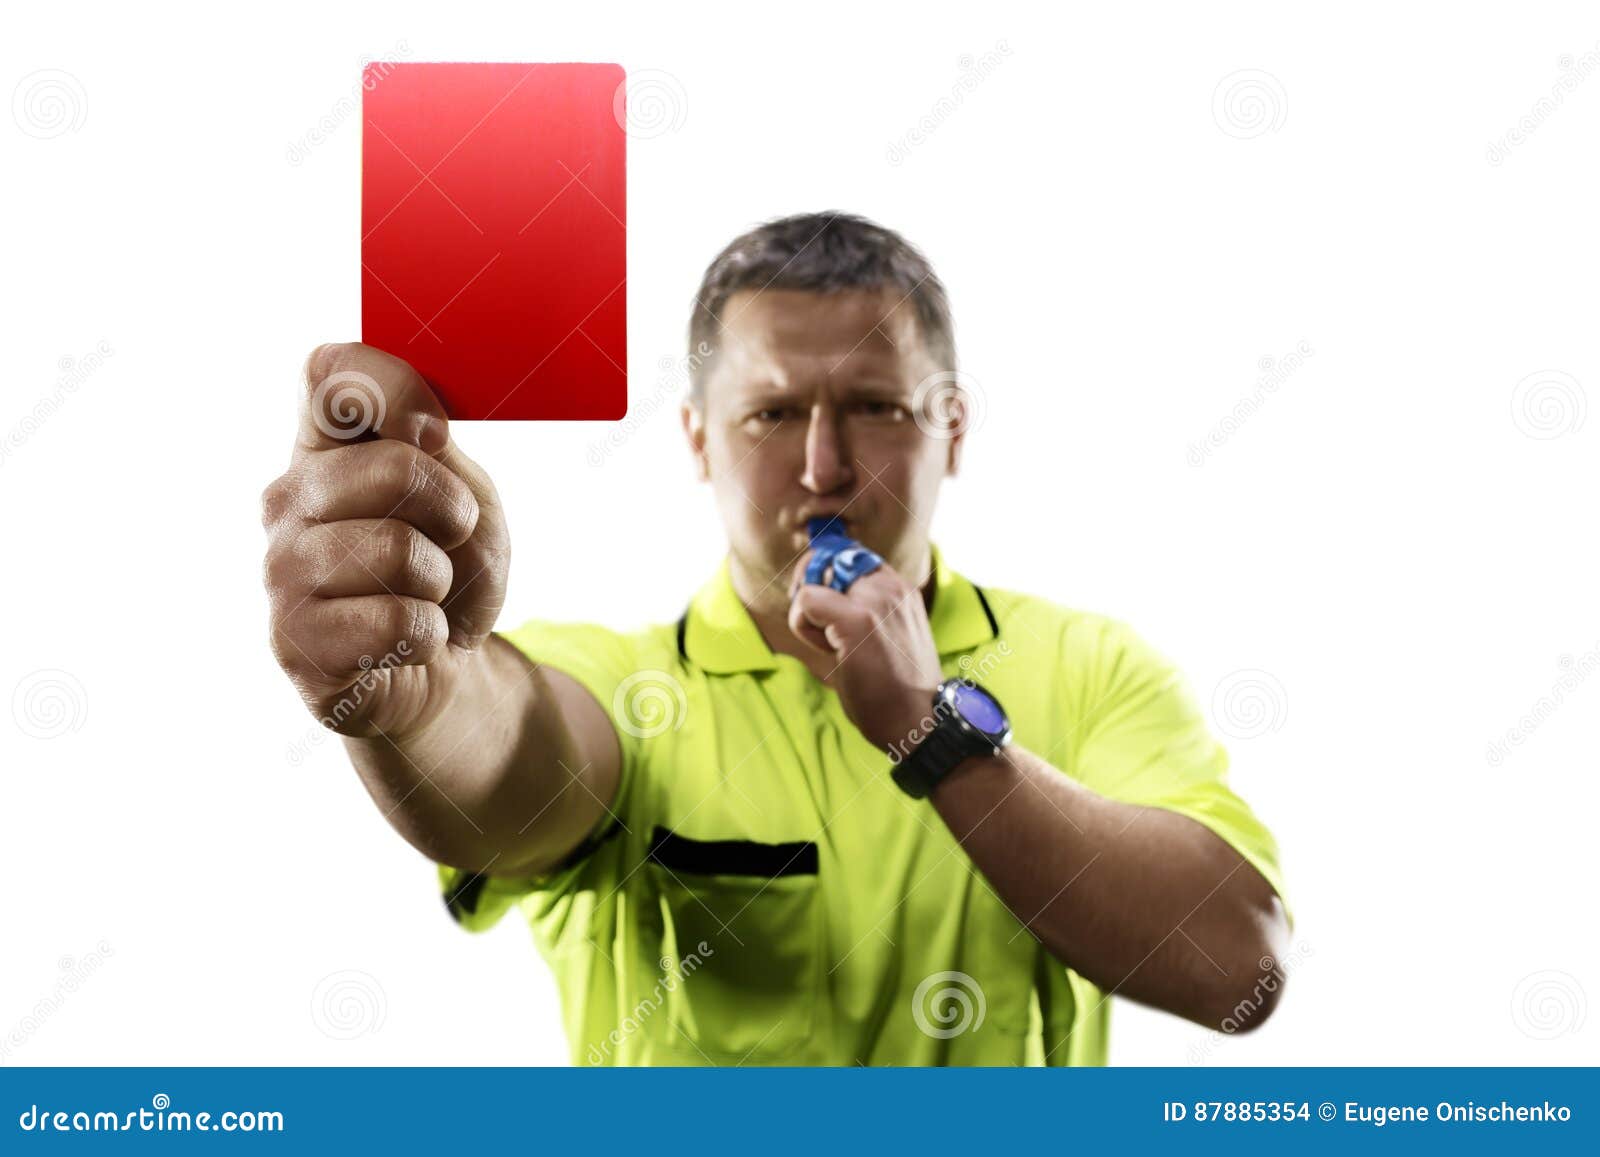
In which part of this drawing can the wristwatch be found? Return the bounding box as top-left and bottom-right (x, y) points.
(890, 678), (1013, 799)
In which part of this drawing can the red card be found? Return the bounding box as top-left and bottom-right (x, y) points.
(361, 62), (627, 420)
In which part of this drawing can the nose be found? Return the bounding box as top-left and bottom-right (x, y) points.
(800, 404), (854, 495)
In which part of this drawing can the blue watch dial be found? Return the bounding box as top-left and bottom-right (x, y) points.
(949, 680), (1006, 735)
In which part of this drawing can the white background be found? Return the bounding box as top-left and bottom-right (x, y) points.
(3, 0), (1597, 1067)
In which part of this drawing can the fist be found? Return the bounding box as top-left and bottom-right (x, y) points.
(261, 343), (510, 738)
(786, 553), (943, 751)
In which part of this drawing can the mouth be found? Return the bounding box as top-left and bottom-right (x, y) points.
(792, 512), (854, 544)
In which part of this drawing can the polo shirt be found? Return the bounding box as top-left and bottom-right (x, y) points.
(436, 546), (1291, 1065)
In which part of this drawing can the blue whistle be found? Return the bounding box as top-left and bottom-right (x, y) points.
(803, 517), (884, 593)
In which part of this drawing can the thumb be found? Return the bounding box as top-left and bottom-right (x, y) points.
(435, 434), (510, 651)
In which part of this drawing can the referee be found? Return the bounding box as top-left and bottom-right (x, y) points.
(261, 212), (1293, 1065)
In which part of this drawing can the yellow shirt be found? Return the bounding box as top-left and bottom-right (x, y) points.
(438, 546), (1291, 1065)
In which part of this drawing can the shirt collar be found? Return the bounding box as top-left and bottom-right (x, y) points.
(679, 543), (998, 675)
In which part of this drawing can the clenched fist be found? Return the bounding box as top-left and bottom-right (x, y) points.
(261, 343), (511, 739)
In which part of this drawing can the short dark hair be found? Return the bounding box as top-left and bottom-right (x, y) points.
(687, 211), (955, 402)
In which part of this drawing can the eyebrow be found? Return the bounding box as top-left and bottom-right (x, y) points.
(733, 376), (909, 399)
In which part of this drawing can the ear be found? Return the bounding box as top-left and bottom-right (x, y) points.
(681, 400), (710, 481)
(943, 393), (967, 477)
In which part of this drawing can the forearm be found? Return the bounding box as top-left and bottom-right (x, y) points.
(341, 634), (599, 875)
(930, 744), (1290, 1030)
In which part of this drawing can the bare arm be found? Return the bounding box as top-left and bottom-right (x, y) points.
(929, 744), (1291, 1033)
(262, 342), (620, 878)
(339, 634), (621, 876)
(788, 555), (1290, 1034)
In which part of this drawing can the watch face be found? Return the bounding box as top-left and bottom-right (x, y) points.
(948, 680), (1007, 736)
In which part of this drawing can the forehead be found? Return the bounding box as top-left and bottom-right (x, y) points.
(709, 287), (930, 393)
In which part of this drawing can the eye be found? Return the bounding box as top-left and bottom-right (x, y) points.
(750, 406), (793, 423)
(848, 399), (909, 421)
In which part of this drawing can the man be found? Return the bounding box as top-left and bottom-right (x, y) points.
(261, 212), (1293, 1065)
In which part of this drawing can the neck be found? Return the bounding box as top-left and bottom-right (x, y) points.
(730, 545), (936, 684)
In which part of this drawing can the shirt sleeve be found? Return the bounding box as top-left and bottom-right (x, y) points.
(434, 619), (645, 934)
(1068, 617), (1294, 931)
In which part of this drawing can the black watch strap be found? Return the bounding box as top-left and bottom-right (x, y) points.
(890, 721), (985, 799)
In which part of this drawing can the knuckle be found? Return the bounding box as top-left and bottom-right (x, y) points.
(380, 522), (439, 591)
(304, 342), (351, 388)
(259, 475), (295, 527)
(363, 439), (420, 501)
(262, 542), (295, 594)
(263, 525), (315, 596)
(267, 618), (307, 675)
(400, 598), (447, 657)
(374, 596), (412, 644)
(403, 446), (433, 500)
(374, 519), (416, 574)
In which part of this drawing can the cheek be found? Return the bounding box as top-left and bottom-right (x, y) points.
(716, 426), (801, 481)
(706, 428), (800, 513)
(860, 439), (945, 496)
